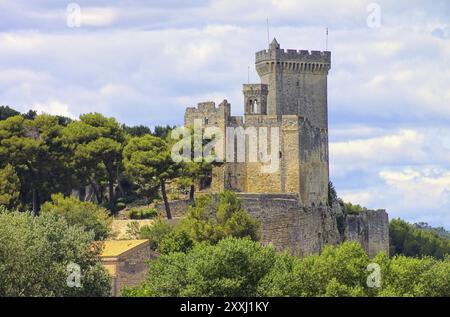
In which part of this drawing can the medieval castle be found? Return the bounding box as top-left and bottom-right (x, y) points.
(183, 39), (389, 257)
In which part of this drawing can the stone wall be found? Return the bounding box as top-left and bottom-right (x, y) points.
(345, 210), (390, 258)
(114, 244), (155, 295)
(105, 242), (157, 296)
(155, 199), (191, 218)
(298, 118), (329, 206)
(238, 193), (389, 258)
(238, 193), (341, 256)
(151, 193), (389, 258)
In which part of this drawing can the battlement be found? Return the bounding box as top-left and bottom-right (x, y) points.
(184, 100), (231, 127)
(185, 100), (231, 114)
(242, 84), (268, 92)
(256, 48), (331, 64)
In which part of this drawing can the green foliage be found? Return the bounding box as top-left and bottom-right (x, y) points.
(122, 124), (151, 137)
(126, 240), (450, 297)
(135, 191), (259, 254)
(22, 110), (37, 120)
(126, 238), (276, 297)
(414, 222), (450, 239)
(390, 219), (450, 259)
(63, 113), (125, 213)
(328, 181), (338, 205)
(139, 218), (174, 251)
(123, 134), (180, 219)
(129, 207), (158, 220)
(125, 221), (141, 239)
(344, 201), (368, 215)
(257, 242), (370, 296)
(179, 190), (260, 244)
(40, 194), (112, 240)
(123, 134), (178, 184)
(138, 218), (194, 254)
(158, 229), (194, 254)
(0, 164), (20, 209)
(0, 210), (111, 296)
(0, 105), (20, 120)
(116, 201), (126, 211)
(374, 252), (450, 297)
(152, 125), (175, 140)
(0, 114), (75, 213)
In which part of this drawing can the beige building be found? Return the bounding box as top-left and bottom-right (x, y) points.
(185, 38), (330, 206)
(100, 239), (156, 296)
(183, 40), (389, 257)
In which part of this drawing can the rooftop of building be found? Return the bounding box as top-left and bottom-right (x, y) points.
(100, 239), (149, 258)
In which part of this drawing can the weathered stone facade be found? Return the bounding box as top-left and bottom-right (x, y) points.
(101, 240), (157, 296)
(239, 193), (389, 257)
(183, 39), (389, 257)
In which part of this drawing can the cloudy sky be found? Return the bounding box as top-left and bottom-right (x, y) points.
(1, 0), (449, 228)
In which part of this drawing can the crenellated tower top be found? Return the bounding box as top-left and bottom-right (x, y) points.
(252, 38), (331, 128)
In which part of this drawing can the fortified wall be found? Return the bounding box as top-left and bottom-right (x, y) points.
(182, 39), (389, 257)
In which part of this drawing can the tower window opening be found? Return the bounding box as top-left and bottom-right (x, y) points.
(248, 99), (253, 113)
(205, 117), (209, 125)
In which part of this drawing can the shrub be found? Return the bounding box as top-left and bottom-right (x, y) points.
(40, 194), (112, 240)
(390, 219), (450, 259)
(179, 190), (260, 244)
(129, 207), (158, 219)
(0, 210), (111, 296)
(125, 239), (450, 297)
(116, 202), (126, 211)
(344, 201), (368, 215)
(139, 218), (174, 250)
(125, 238), (276, 297)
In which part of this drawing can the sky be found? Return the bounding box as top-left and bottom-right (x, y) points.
(0, 0), (449, 229)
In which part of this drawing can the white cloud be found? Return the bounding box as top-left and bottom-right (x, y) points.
(79, 8), (118, 27)
(330, 129), (427, 165)
(1, 1), (450, 227)
(32, 100), (75, 118)
(340, 167), (450, 228)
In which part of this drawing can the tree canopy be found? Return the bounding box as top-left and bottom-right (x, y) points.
(123, 134), (180, 219)
(0, 210), (111, 296)
(40, 194), (112, 240)
(137, 190), (261, 254)
(124, 239), (450, 297)
(390, 218), (450, 259)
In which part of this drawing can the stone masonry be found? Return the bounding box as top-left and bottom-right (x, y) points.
(183, 39), (389, 257)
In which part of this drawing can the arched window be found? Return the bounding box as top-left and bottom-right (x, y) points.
(248, 99), (253, 113)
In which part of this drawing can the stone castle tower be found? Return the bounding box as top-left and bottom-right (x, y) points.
(186, 38), (331, 207)
(184, 39), (389, 257)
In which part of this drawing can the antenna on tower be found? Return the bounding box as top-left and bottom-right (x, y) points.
(266, 17), (270, 47)
(248, 66), (250, 84)
(326, 27), (329, 51)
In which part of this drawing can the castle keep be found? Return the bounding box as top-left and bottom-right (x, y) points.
(183, 39), (389, 257)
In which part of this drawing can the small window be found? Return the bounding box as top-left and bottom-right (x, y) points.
(296, 81), (299, 87)
(205, 117), (209, 125)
